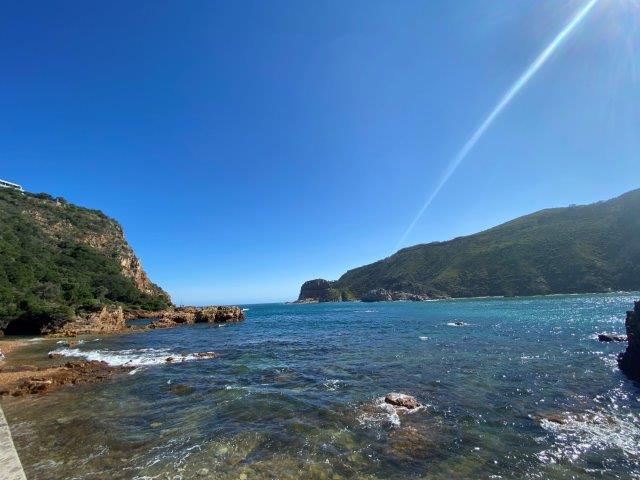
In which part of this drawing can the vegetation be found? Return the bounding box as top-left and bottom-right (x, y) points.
(331, 188), (640, 299)
(0, 188), (170, 333)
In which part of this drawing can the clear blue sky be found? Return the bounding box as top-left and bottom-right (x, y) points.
(2, 1), (639, 304)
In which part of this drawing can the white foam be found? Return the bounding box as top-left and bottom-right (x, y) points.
(538, 403), (640, 464)
(419, 336), (429, 341)
(357, 396), (425, 429)
(447, 322), (469, 327)
(48, 347), (216, 367)
(323, 379), (342, 391)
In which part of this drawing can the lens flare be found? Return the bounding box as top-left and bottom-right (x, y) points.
(397, 0), (600, 249)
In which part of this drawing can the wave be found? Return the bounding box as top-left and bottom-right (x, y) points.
(419, 336), (429, 341)
(537, 387), (640, 465)
(48, 347), (216, 367)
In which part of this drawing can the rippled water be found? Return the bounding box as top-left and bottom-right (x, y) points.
(3, 294), (640, 479)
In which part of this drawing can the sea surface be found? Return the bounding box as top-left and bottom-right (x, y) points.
(3, 294), (640, 479)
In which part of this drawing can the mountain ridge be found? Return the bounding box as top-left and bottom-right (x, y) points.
(297, 188), (640, 302)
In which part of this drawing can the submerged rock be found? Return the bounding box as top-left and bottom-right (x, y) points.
(598, 333), (627, 342)
(619, 301), (640, 379)
(384, 393), (421, 410)
(168, 384), (196, 396)
(0, 361), (133, 396)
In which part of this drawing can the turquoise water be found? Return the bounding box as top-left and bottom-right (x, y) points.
(3, 294), (640, 479)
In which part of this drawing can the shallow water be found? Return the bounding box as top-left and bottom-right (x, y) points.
(3, 294), (640, 479)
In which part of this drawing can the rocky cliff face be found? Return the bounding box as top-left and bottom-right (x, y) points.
(618, 301), (640, 379)
(297, 279), (338, 302)
(25, 198), (165, 298)
(0, 189), (171, 334)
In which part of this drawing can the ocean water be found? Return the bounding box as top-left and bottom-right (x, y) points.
(3, 294), (640, 479)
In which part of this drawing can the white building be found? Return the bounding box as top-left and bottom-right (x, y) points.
(0, 179), (24, 191)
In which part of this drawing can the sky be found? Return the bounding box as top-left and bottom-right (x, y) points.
(1, 0), (639, 304)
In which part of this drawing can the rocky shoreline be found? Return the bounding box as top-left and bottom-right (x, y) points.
(29, 305), (245, 337)
(0, 306), (244, 397)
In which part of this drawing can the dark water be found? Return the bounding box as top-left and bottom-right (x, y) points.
(3, 294), (640, 479)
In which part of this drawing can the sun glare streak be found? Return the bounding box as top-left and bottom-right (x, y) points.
(397, 0), (600, 249)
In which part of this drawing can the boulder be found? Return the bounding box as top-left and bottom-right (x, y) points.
(384, 393), (421, 410)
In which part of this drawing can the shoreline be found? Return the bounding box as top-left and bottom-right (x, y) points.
(289, 290), (640, 305)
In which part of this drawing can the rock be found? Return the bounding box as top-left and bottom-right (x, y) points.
(619, 301), (640, 379)
(535, 412), (567, 425)
(362, 289), (431, 302)
(150, 421), (162, 428)
(193, 351), (217, 359)
(598, 333), (627, 342)
(384, 393), (421, 410)
(362, 289), (393, 302)
(47, 306), (125, 337)
(48, 352), (64, 359)
(296, 279), (346, 303)
(147, 307), (244, 330)
(390, 292), (431, 302)
(197, 468), (209, 477)
(1, 361), (133, 397)
(454, 321), (464, 326)
(168, 384), (195, 395)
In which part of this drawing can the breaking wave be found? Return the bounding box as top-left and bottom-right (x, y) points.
(48, 347), (216, 367)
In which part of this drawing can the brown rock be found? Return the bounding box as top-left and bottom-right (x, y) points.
(1, 360), (133, 397)
(384, 393), (421, 410)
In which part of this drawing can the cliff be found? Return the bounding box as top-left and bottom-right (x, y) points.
(0, 188), (171, 334)
(619, 301), (640, 379)
(296, 188), (640, 302)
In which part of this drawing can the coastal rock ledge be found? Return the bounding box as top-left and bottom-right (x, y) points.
(46, 306), (244, 337)
(618, 301), (640, 379)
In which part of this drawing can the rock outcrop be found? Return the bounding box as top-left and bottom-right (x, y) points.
(619, 301), (640, 379)
(598, 333), (627, 342)
(47, 306), (125, 337)
(45, 306), (244, 337)
(296, 279), (350, 303)
(0, 361), (134, 397)
(361, 289), (432, 302)
(147, 306), (244, 330)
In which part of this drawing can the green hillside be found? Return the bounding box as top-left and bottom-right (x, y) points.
(299, 189), (640, 301)
(0, 188), (170, 333)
